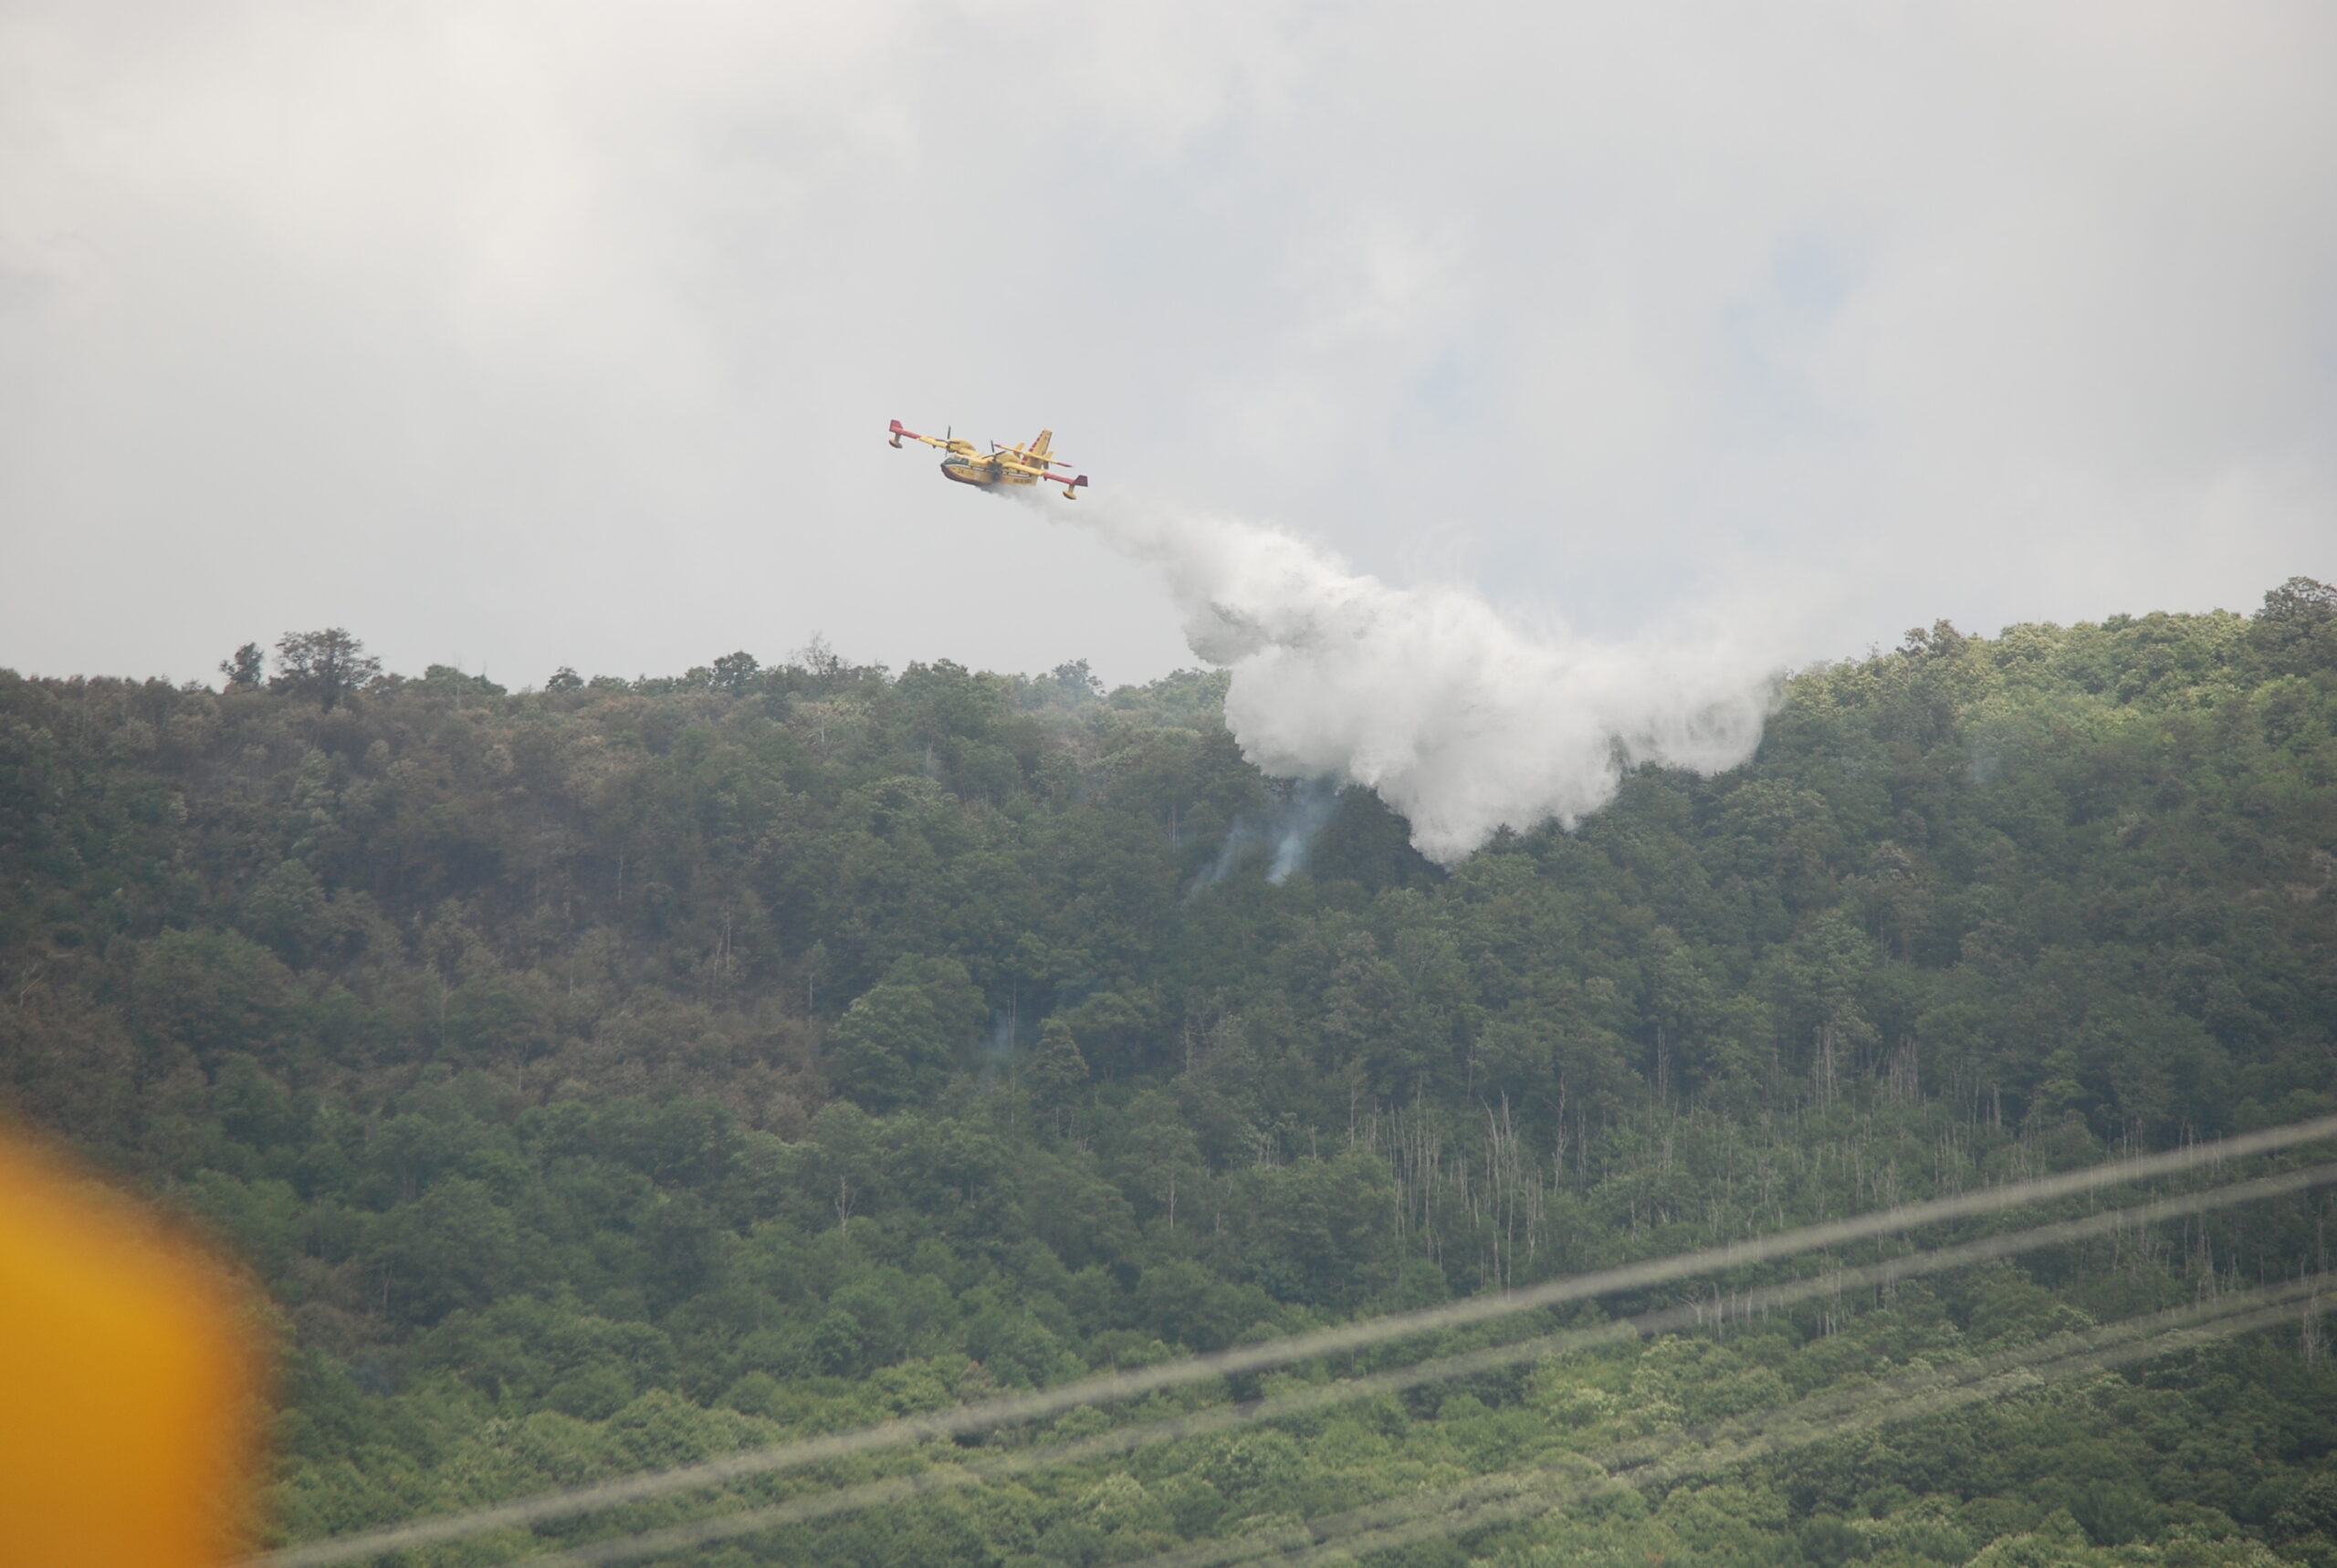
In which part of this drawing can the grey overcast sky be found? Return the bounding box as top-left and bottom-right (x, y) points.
(4, 2), (2332, 689)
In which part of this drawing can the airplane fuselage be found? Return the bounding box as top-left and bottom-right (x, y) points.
(939, 456), (1040, 487)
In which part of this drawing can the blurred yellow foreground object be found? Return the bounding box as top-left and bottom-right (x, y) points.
(0, 1128), (260, 1566)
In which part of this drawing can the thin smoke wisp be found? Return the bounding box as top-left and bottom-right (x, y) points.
(1039, 490), (1782, 862)
(1190, 779), (1342, 892)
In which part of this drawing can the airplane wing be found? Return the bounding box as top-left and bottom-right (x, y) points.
(888, 419), (959, 452)
(993, 455), (1090, 497)
(992, 440), (1075, 470)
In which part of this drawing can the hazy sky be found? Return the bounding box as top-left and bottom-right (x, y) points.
(5, 2), (2332, 688)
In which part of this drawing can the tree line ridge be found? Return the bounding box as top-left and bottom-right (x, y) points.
(2, 578), (2334, 1562)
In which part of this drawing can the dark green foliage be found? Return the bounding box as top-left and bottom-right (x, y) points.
(1, 584), (2334, 1562)
(1027, 1018), (1090, 1113)
(826, 955), (984, 1111)
(220, 641), (266, 690)
(270, 628), (383, 711)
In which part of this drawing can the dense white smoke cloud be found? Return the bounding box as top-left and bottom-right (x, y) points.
(1033, 490), (1780, 862)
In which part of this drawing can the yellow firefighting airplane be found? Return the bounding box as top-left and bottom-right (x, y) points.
(888, 419), (1089, 499)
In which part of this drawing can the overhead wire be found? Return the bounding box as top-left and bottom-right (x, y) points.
(1276, 1281), (2332, 1568)
(1133, 1276), (2335, 1568)
(486, 1159), (2337, 1567)
(250, 1112), (2337, 1567)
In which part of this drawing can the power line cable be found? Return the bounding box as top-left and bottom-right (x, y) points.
(1141, 1276), (2332, 1568)
(499, 1161), (2337, 1567)
(1273, 1282), (2330, 1568)
(251, 1113), (2337, 1566)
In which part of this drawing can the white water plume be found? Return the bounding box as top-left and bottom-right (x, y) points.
(1037, 490), (1782, 862)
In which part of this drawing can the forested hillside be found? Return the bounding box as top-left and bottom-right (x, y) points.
(3, 580), (2335, 1567)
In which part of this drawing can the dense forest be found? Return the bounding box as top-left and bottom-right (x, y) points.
(3, 580), (2335, 1568)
